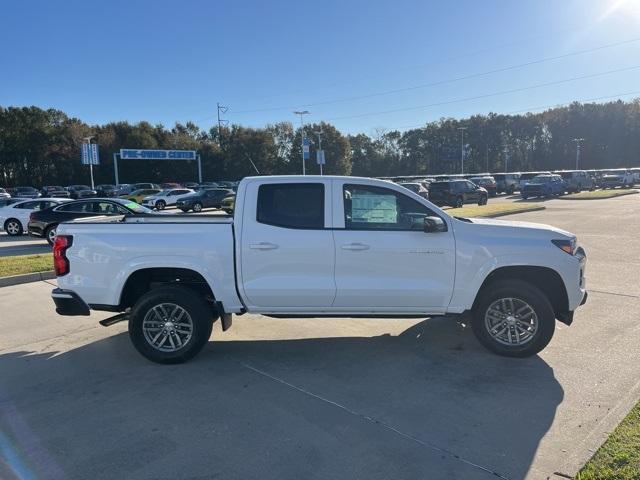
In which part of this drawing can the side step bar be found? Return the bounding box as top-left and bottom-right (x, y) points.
(99, 312), (129, 327)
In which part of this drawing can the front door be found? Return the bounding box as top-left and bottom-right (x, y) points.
(239, 181), (336, 309)
(332, 181), (455, 310)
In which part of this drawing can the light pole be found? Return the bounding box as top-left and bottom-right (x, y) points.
(294, 111), (310, 175)
(457, 127), (467, 174)
(315, 128), (324, 175)
(83, 136), (95, 189)
(573, 138), (585, 169)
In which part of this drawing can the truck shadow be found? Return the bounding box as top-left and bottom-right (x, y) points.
(0, 317), (562, 480)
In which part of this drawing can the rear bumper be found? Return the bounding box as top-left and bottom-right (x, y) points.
(51, 288), (90, 316)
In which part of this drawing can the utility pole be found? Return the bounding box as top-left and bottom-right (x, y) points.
(217, 103), (228, 147)
(83, 136), (95, 189)
(457, 127), (467, 174)
(314, 128), (324, 175)
(485, 145), (489, 173)
(573, 138), (584, 169)
(503, 145), (510, 173)
(293, 110), (310, 175)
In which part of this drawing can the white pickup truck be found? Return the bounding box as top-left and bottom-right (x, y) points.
(51, 176), (587, 363)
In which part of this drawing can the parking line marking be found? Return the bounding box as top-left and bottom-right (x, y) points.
(589, 289), (639, 299)
(239, 360), (510, 480)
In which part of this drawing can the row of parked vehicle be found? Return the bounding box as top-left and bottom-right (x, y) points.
(386, 167), (639, 206)
(0, 182), (241, 244)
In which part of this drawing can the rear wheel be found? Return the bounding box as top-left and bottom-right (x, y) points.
(155, 200), (166, 210)
(4, 219), (23, 236)
(45, 225), (57, 245)
(454, 196), (463, 208)
(129, 286), (216, 364)
(472, 279), (555, 357)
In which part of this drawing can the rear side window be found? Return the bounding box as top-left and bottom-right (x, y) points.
(257, 183), (324, 229)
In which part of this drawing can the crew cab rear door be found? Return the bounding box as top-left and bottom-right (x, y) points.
(238, 179), (336, 308)
(331, 179), (455, 310)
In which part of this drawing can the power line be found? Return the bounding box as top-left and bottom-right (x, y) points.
(390, 90), (640, 132)
(226, 37), (640, 116)
(325, 64), (640, 121)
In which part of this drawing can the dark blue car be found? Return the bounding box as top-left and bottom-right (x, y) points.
(521, 174), (567, 199)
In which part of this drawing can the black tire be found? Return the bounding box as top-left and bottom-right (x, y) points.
(193, 202), (203, 213)
(472, 279), (556, 358)
(454, 196), (463, 208)
(4, 218), (23, 236)
(478, 195), (488, 206)
(180, 208), (190, 213)
(156, 200), (166, 210)
(129, 286), (216, 364)
(45, 225), (58, 246)
(522, 194), (528, 200)
(507, 186), (515, 195)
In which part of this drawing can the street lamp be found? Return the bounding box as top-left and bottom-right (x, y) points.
(457, 127), (467, 174)
(573, 138), (585, 169)
(293, 111), (311, 175)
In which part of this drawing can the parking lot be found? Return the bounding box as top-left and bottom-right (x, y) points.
(0, 194), (638, 479)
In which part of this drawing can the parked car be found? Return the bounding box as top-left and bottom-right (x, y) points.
(428, 180), (488, 208)
(492, 173), (521, 194)
(198, 182), (220, 189)
(630, 168), (640, 183)
(398, 182), (429, 199)
(519, 172), (551, 190)
(0, 198), (71, 236)
(468, 176), (497, 197)
(0, 188), (10, 199)
(67, 185), (97, 199)
(120, 188), (162, 204)
(182, 182), (200, 189)
(12, 186), (41, 199)
(160, 182), (182, 190)
(554, 170), (595, 193)
(50, 175), (587, 363)
(600, 169), (635, 189)
(521, 174), (566, 199)
(221, 193), (235, 214)
(141, 188), (194, 210)
(40, 186), (71, 198)
(95, 184), (119, 197)
(176, 188), (234, 212)
(28, 198), (156, 245)
(116, 183), (160, 195)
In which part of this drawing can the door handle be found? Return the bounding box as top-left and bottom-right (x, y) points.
(249, 242), (279, 250)
(341, 243), (370, 251)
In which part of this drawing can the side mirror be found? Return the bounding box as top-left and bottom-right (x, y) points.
(424, 216), (447, 233)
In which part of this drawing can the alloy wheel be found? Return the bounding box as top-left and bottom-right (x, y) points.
(484, 297), (538, 346)
(142, 303), (194, 352)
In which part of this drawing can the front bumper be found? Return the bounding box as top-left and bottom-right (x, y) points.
(51, 288), (90, 316)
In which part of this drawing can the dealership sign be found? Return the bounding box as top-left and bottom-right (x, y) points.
(120, 149), (197, 160)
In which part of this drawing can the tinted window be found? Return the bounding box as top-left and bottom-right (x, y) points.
(343, 184), (435, 231)
(257, 183), (324, 229)
(14, 201), (39, 209)
(56, 202), (92, 213)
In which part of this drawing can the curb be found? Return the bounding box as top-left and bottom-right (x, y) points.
(0, 270), (55, 288)
(481, 205), (546, 217)
(558, 190), (639, 200)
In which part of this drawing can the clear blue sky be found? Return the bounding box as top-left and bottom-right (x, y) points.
(2, 0), (640, 135)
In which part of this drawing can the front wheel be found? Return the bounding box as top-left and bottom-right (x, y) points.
(472, 279), (555, 357)
(4, 219), (23, 236)
(129, 286), (215, 364)
(156, 200), (166, 210)
(454, 196), (463, 208)
(478, 195), (488, 206)
(193, 202), (203, 213)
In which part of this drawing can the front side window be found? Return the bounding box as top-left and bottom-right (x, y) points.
(343, 184), (435, 231)
(257, 183), (324, 229)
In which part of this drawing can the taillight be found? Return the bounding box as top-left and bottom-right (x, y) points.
(53, 235), (73, 276)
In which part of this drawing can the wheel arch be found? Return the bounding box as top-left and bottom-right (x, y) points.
(119, 267), (217, 312)
(472, 265), (569, 322)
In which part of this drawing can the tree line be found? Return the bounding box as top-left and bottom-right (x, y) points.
(1, 99), (639, 187)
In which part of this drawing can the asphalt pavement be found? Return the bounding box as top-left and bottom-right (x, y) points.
(0, 194), (639, 480)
